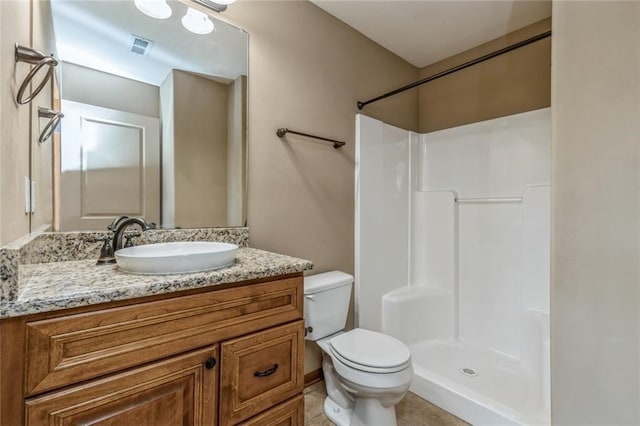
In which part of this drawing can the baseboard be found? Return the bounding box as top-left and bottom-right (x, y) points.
(304, 368), (323, 387)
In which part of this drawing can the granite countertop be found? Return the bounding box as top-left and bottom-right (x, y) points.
(0, 247), (312, 318)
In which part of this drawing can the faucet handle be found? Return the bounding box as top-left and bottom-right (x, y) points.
(96, 236), (116, 265)
(124, 233), (142, 248)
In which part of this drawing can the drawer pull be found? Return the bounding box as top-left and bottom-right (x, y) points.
(205, 357), (217, 369)
(254, 364), (279, 377)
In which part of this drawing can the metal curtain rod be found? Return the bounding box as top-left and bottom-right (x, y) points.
(276, 128), (346, 149)
(357, 30), (552, 110)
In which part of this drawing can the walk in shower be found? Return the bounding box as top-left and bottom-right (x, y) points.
(355, 109), (550, 424)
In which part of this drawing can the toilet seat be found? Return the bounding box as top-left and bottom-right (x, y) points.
(317, 328), (414, 396)
(328, 328), (411, 374)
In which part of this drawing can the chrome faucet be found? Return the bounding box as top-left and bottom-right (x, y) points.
(111, 217), (156, 252)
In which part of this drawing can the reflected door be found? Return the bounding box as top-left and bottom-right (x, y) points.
(59, 100), (160, 231)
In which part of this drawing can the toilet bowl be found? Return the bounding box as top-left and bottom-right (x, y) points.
(304, 271), (414, 426)
(317, 328), (413, 426)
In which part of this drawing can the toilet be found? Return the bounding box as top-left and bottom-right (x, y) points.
(304, 271), (413, 426)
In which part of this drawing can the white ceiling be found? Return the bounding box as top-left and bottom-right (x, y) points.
(50, 0), (248, 86)
(310, 0), (551, 68)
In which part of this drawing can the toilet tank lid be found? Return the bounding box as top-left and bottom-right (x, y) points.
(304, 271), (353, 294)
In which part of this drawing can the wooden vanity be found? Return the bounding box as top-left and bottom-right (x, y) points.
(0, 273), (305, 425)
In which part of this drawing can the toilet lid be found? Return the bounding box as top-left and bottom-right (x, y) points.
(329, 328), (411, 372)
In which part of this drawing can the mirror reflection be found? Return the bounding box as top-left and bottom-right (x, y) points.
(50, 0), (248, 231)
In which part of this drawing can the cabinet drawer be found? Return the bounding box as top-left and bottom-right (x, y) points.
(220, 320), (304, 425)
(26, 345), (218, 426)
(25, 276), (302, 396)
(238, 395), (304, 426)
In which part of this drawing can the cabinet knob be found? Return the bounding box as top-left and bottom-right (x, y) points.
(204, 357), (217, 369)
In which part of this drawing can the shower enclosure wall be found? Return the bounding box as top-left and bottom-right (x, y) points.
(355, 109), (550, 425)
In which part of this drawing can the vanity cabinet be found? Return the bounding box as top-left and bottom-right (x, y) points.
(0, 274), (305, 426)
(25, 346), (219, 425)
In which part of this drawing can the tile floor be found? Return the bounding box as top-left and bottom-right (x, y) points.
(304, 381), (469, 426)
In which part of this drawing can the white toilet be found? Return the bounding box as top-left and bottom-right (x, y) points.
(304, 271), (413, 426)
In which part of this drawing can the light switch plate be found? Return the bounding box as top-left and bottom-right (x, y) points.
(24, 176), (30, 214)
(31, 180), (37, 213)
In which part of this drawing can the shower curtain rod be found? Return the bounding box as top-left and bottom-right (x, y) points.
(356, 30), (552, 110)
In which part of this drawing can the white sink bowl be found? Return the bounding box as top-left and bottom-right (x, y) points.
(115, 241), (238, 275)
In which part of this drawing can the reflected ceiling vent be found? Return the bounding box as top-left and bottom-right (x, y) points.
(130, 35), (154, 56)
(190, 0), (235, 14)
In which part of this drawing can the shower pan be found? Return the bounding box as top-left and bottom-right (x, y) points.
(355, 109), (550, 425)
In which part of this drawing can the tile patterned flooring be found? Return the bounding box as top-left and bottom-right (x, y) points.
(304, 381), (469, 426)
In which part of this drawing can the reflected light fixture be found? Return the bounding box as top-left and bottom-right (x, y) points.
(191, 0), (235, 14)
(134, 0), (172, 19)
(182, 7), (214, 34)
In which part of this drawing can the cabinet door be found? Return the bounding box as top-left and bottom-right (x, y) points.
(25, 346), (218, 426)
(220, 321), (304, 425)
(238, 396), (304, 426)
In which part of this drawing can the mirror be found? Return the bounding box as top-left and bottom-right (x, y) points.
(46, 0), (247, 231)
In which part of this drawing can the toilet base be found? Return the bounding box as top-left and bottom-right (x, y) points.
(324, 397), (352, 426)
(324, 395), (399, 426)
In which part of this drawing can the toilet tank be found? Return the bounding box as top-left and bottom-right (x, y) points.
(304, 271), (353, 341)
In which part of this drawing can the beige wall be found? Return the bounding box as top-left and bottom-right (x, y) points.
(223, 1), (419, 373)
(30, 0), (56, 236)
(173, 70), (229, 227)
(1, 0), (59, 244)
(160, 72), (175, 228)
(0, 1), (35, 246)
(61, 62), (160, 118)
(223, 0), (419, 270)
(551, 2), (640, 423)
(419, 18), (551, 133)
(226, 75), (247, 227)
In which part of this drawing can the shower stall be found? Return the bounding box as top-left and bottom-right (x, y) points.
(355, 109), (550, 425)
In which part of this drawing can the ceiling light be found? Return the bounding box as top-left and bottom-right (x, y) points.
(182, 7), (214, 34)
(212, 0), (235, 4)
(134, 0), (172, 19)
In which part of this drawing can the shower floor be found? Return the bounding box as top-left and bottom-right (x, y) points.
(408, 340), (549, 425)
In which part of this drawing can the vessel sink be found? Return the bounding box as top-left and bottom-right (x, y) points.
(115, 241), (238, 275)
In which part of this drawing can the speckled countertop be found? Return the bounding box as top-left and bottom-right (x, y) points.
(0, 227), (313, 318)
(1, 247), (312, 318)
